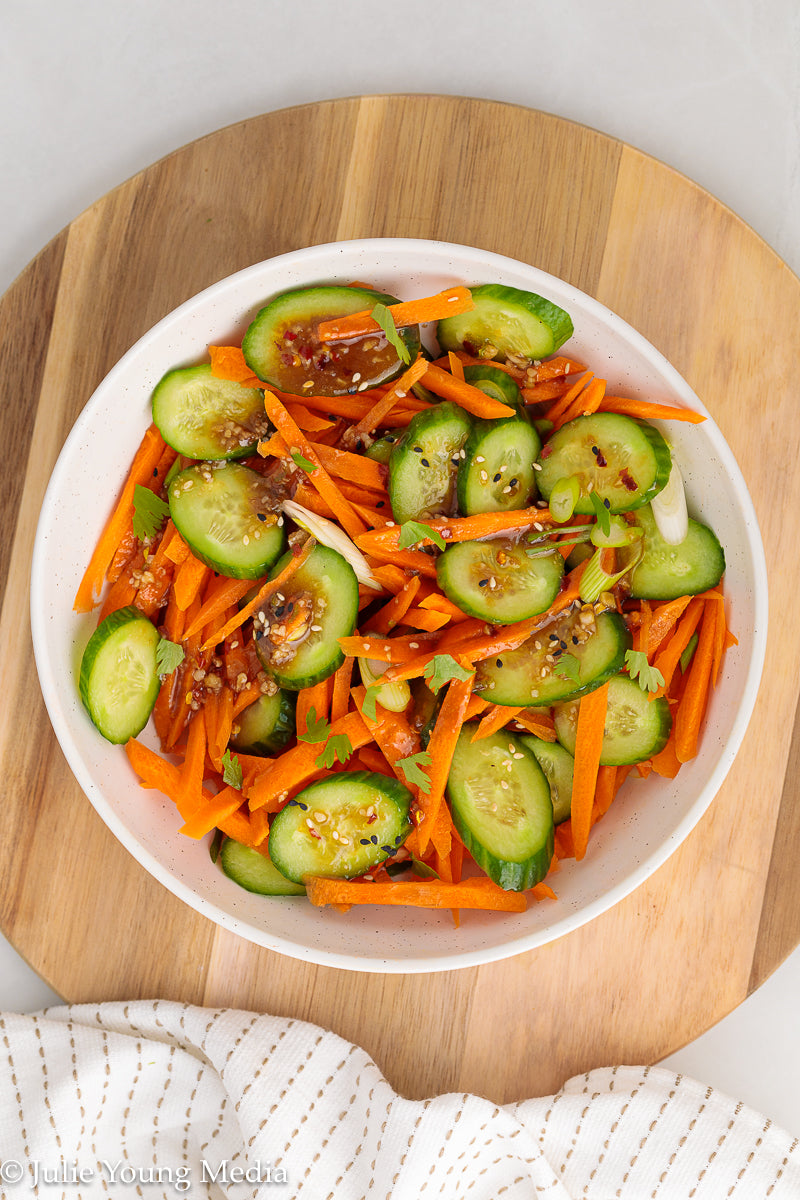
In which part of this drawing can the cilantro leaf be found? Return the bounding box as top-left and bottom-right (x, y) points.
(362, 685), (383, 722)
(398, 520), (446, 552)
(291, 449), (317, 474)
(555, 652), (582, 684)
(315, 734), (354, 770)
(297, 708), (330, 744)
(625, 649), (665, 694)
(132, 484), (170, 541)
(221, 749), (243, 790)
(589, 489), (612, 537)
(423, 654), (474, 694)
(396, 752), (432, 793)
(371, 303), (411, 366)
(155, 637), (185, 677)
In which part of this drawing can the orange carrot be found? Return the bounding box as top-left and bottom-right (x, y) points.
(296, 677), (333, 735)
(208, 344), (263, 388)
(422, 362), (516, 419)
(179, 784), (245, 840)
(172, 551), (210, 613)
(125, 737), (211, 823)
(598, 396), (705, 424)
(674, 600), (718, 762)
(511, 710), (557, 741)
(366, 575), (421, 635)
(316, 286), (474, 342)
(355, 505), (555, 553)
(182, 575), (256, 641)
(346, 356), (429, 439)
(591, 764), (618, 825)
(646, 595), (693, 656)
(652, 597), (704, 695)
(551, 376), (606, 432)
(259, 390), (367, 539)
(305, 874), (527, 912)
(545, 370), (593, 424)
(416, 674), (475, 855)
(74, 425), (167, 612)
(447, 351), (465, 381)
(570, 682), (609, 860)
(470, 705), (523, 740)
(398, 606), (451, 633)
(330, 656), (355, 724)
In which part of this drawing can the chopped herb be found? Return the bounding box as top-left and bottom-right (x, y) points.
(555, 653), (582, 684)
(155, 637), (185, 677)
(291, 449), (317, 474)
(396, 751), (433, 792)
(208, 828), (224, 864)
(221, 749), (243, 790)
(132, 484), (170, 541)
(297, 707), (330, 744)
(370, 303), (411, 366)
(398, 520), (446, 551)
(424, 654), (474, 693)
(589, 489), (612, 537)
(315, 733), (354, 769)
(625, 649), (665, 694)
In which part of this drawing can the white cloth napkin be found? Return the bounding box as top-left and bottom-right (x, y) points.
(0, 1002), (797, 1199)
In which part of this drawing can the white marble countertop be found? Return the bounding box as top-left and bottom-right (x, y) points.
(3, 0), (799, 1136)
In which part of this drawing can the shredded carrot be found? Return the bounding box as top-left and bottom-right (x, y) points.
(510, 710), (557, 741)
(347, 356), (429, 440)
(550, 376), (607, 432)
(247, 710), (373, 812)
(74, 425), (167, 612)
(200, 538), (315, 651)
(416, 674), (475, 855)
(570, 683), (609, 860)
(316, 286), (474, 342)
(366, 575), (422, 635)
(471, 705), (523, 740)
(674, 599), (718, 762)
(422, 361), (516, 419)
(296, 677), (333, 735)
(208, 344), (263, 388)
(447, 351), (465, 381)
(182, 576), (257, 642)
(598, 396), (705, 424)
(305, 874), (527, 912)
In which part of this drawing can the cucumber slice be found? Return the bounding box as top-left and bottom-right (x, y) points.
(254, 542), (359, 689)
(79, 606), (160, 743)
(242, 285), (421, 397)
(151, 363), (269, 460)
(462, 363), (523, 407)
(229, 689), (296, 757)
(268, 771), (413, 882)
(628, 504), (725, 600)
(219, 838), (306, 895)
(436, 539), (563, 624)
(475, 608), (631, 707)
(536, 413), (672, 514)
(437, 284), (573, 363)
(553, 673), (672, 765)
(388, 402), (473, 524)
(457, 414), (542, 515)
(446, 724), (554, 890)
(168, 462), (286, 579)
(519, 735), (574, 824)
(364, 431), (403, 464)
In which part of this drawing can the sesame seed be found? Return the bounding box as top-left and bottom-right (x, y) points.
(409, 641), (419, 649)
(475, 456), (485, 463)
(533, 462), (542, 471)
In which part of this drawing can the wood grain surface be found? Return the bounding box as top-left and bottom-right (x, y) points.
(2, 95), (799, 1102)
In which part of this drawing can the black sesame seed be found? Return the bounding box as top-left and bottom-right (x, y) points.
(370, 834), (378, 844)
(376, 501), (385, 508)
(603, 498), (611, 509)
(560, 640), (568, 649)
(549, 632), (560, 641)
(479, 578), (489, 587)
(274, 605), (286, 618)
(496, 658), (504, 668)
(381, 846), (393, 854)
(287, 601), (294, 614)
(287, 799), (298, 806)
(394, 834), (404, 844)
(152, 467), (159, 477)
(421, 458), (430, 467)
(360, 838), (371, 845)
(591, 445), (600, 455)
(256, 512), (268, 522)
(297, 802), (308, 811)
(509, 478), (518, 487)
(413, 446), (423, 453)
(493, 473), (502, 482)
(572, 635), (580, 645)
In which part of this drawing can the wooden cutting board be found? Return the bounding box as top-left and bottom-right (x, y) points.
(2, 96), (800, 1102)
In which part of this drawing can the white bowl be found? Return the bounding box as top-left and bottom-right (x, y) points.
(31, 238), (768, 973)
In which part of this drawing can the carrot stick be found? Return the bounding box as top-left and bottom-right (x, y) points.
(591, 764), (618, 825)
(259, 390), (367, 539)
(247, 710), (373, 812)
(296, 677), (333, 735)
(646, 595), (693, 656)
(330, 656), (355, 724)
(74, 424), (167, 612)
(124, 737), (213, 823)
(208, 344), (263, 388)
(674, 600), (718, 762)
(422, 362), (516, 419)
(208, 687), (235, 770)
(652, 597), (704, 695)
(470, 705), (522, 740)
(172, 551), (211, 612)
(416, 673), (475, 855)
(181, 575), (255, 641)
(337, 633), (436, 664)
(179, 784), (244, 840)
(447, 351), (465, 381)
(355, 505), (555, 553)
(545, 370), (593, 424)
(551, 376), (606, 432)
(366, 575), (421, 635)
(283, 403), (337, 434)
(180, 708), (208, 812)
(259, 431), (388, 493)
(305, 874), (527, 912)
(347, 357), (429, 439)
(316, 286), (474, 342)
(200, 537), (315, 651)
(511, 710), (557, 741)
(598, 396), (705, 424)
(398, 606), (451, 633)
(570, 682), (609, 861)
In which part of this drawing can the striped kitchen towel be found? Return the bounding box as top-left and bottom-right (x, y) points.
(0, 1001), (797, 1198)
